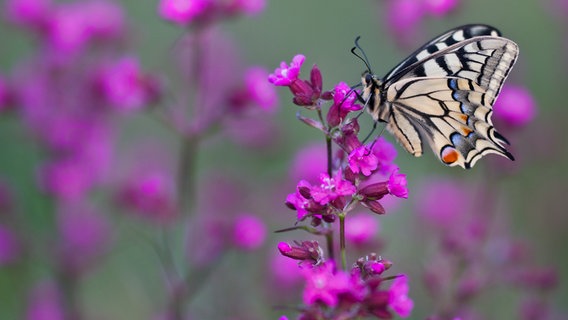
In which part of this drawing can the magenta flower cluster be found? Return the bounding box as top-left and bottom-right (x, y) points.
(270, 55), (413, 319)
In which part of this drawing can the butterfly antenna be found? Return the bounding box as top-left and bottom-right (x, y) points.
(351, 36), (373, 73)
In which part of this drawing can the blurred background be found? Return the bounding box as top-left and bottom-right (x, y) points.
(0, 0), (567, 319)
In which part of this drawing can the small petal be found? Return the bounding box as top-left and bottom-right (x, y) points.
(387, 169), (408, 199)
(268, 54), (305, 86)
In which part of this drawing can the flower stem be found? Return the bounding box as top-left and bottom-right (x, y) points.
(178, 136), (199, 216)
(339, 213), (347, 270)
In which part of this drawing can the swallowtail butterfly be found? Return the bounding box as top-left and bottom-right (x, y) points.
(359, 24), (518, 169)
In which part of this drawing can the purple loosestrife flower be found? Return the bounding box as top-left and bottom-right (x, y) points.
(268, 54), (305, 86)
(493, 84), (537, 127)
(348, 145), (379, 177)
(158, 0), (211, 24)
(232, 214), (266, 250)
(311, 170), (357, 205)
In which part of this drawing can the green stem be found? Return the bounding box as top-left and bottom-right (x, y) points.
(339, 213), (347, 270)
(178, 136), (200, 216)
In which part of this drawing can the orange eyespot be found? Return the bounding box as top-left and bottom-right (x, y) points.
(441, 147), (459, 164)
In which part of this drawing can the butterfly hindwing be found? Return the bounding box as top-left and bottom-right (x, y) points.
(386, 76), (514, 168)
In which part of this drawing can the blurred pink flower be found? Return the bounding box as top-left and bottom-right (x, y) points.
(268, 54), (305, 86)
(389, 275), (414, 318)
(0, 224), (20, 265)
(98, 57), (158, 112)
(344, 213), (379, 246)
(232, 214), (266, 250)
(424, 0), (458, 16)
(4, 0), (52, 28)
(244, 67), (278, 112)
(290, 143), (327, 184)
(385, 0), (425, 45)
(46, 1), (124, 55)
(494, 84), (537, 127)
(158, 0), (211, 24)
(0, 76), (11, 111)
(26, 281), (64, 320)
(372, 137), (398, 174)
(117, 170), (177, 224)
(57, 203), (112, 273)
(228, 0), (266, 15)
(269, 251), (303, 287)
(39, 158), (96, 202)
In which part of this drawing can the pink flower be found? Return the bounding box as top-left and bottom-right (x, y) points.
(327, 82), (362, 126)
(387, 168), (408, 199)
(98, 57), (158, 112)
(286, 187), (310, 221)
(494, 84), (537, 127)
(268, 54), (305, 86)
(310, 171), (357, 205)
(158, 0), (211, 24)
(348, 145), (379, 176)
(0, 225), (20, 265)
(117, 170), (177, 224)
(290, 143), (327, 184)
(57, 203), (112, 273)
(302, 262), (364, 307)
(232, 214), (266, 250)
(385, 0), (425, 44)
(278, 241), (323, 265)
(39, 158), (96, 202)
(25, 281), (65, 320)
(46, 3), (91, 55)
(389, 275), (414, 318)
(244, 67), (278, 111)
(344, 213), (379, 245)
(372, 137), (398, 174)
(424, 0), (459, 16)
(269, 251), (303, 288)
(4, 0), (52, 28)
(80, 0), (125, 40)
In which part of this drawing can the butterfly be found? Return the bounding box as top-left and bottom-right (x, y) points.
(357, 24), (519, 169)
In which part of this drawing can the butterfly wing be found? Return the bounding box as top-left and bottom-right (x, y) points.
(386, 76), (514, 169)
(380, 32), (518, 168)
(383, 24), (502, 82)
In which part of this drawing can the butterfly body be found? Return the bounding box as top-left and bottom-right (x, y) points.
(359, 24), (518, 169)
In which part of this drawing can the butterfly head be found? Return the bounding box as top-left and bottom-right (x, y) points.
(360, 72), (384, 122)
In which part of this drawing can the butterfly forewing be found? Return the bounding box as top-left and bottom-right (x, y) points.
(383, 24), (502, 82)
(365, 24), (519, 168)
